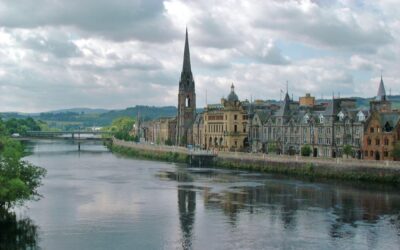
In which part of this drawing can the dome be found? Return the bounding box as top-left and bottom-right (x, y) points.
(227, 83), (239, 102)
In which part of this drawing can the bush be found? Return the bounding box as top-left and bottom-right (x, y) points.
(301, 145), (312, 157)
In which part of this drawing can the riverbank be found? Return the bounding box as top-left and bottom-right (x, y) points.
(109, 139), (188, 163)
(110, 138), (400, 184)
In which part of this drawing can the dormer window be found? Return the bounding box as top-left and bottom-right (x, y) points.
(337, 111), (345, 121)
(357, 111), (365, 122)
(319, 114), (324, 124)
(303, 114), (309, 123)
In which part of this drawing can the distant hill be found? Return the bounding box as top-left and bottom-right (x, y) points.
(0, 105), (178, 130)
(1, 95), (399, 130)
(47, 108), (110, 114)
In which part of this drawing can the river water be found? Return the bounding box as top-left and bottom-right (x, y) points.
(5, 140), (400, 249)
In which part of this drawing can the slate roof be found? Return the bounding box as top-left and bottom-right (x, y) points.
(376, 76), (387, 101)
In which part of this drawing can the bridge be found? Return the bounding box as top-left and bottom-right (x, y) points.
(24, 130), (113, 139)
(15, 131), (114, 150)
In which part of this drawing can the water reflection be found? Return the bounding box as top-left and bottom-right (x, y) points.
(161, 167), (400, 244)
(0, 209), (39, 250)
(178, 188), (196, 250)
(21, 141), (400, 249)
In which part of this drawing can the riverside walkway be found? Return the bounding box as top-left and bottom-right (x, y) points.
(112, 138), (400, 170)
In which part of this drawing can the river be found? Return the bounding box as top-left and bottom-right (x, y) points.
(5, 140), (400, 249)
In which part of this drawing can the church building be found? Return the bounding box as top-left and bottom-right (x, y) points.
(176, 28), (196, 146)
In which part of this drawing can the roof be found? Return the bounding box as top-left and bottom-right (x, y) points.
(227, 83), (239, 102)
(376, 76), (387, 101)
(380, 112), (400, 130)
(254, 110), (271, 124)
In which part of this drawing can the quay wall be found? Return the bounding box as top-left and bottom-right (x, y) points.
(111, 138), (400, 184)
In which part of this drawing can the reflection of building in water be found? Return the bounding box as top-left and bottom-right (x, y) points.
(178, 188), (196, 250)
(200, 178), (400, 238)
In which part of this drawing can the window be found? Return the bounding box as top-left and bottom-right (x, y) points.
(384, 151), (389, 157)
(234, 115), (238, 120)
(375, 139), (380, 145)
(370, 151), (373, 156)
(186, 96), (190, 107)
(367, 138), (371, 145)
(370, 127), (374, 133)
(234, 125), (237, 132)
(384, 138), (389, 145)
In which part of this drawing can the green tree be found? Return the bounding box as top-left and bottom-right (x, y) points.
(301, 145), (312, 157)
(165, 138), (174, 146)
(0, 137), (46, 210)
(392, 142), (400, 161)
(105, 117), (136, 141)
(267, 142), (277, 154)
(343, 144), (353, 158)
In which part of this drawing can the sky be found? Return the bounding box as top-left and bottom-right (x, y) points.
(0, 0), (399, 112)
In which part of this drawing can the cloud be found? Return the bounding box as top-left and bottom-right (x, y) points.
(350, 55), (380, 71)
(0, 0), (179, 42)
(252, 0), (393, 53)
(0, 0), (400, 112)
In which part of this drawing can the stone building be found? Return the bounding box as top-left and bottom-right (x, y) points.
(250, 91), (367, 158)
(176, 28), (196, 146)
(363, 76), (400, 161)
(197, 84), (249, 151)
(142, 117), (176, 145)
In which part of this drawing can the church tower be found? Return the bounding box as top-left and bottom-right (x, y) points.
(176, 28), (196, 146)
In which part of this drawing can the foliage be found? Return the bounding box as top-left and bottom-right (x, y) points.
(165, 138), (174, 146)
(2, 118), (41, 135)
(267, 143), (277, 154)
(343, 144), (353, 158)
(0, 137), (46, 210)
(392, 142), (400, 161)
(301, 145), (312, 157)
(104, 117), (137, 141)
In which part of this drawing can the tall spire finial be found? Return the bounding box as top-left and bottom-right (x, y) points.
(376, 73), (387, 101)
(182, 27), (192, 74)
(286, 80), (289, 93)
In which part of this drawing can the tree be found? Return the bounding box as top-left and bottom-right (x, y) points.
(392, 142), (400, 161)
(165, 138), (174, 146)
(0, 137), (46, 210)
(0, 142), (46, 209)
(268, 142), (277, 154)
(343, 144), (353, 159)
(105, 117), (136, 141)
(301, 145), (312, 157)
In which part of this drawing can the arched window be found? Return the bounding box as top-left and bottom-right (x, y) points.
(186, 96), (190, 107)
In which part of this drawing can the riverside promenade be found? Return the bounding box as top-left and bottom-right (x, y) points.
(112, 138), (400, 183)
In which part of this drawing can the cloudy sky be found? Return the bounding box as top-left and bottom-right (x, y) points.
(0, 0), (399, 112)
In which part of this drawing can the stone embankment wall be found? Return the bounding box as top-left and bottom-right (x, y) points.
(111, 138), (400, 184)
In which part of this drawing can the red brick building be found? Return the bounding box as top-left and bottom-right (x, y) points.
(363, 76), (400, 161)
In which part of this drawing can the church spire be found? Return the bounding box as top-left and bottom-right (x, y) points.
(182, 27), (192, 74)
(376, 74), (387, 101)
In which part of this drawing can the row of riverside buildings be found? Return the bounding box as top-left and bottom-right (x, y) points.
(133, 29), (400, 161)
